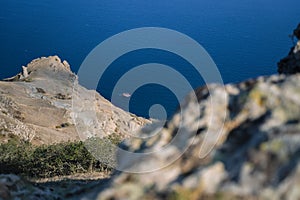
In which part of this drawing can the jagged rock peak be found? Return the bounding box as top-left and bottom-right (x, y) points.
(2, 55), (73, 82)
(27, 55), (71, 72)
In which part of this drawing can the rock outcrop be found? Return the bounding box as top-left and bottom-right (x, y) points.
(293, 23), (300, 40)
(0, 56), (149, 144)
(93, 73), (300, 200)
(278, 23), (300, 74)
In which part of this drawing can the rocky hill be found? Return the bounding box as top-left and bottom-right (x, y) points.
(1, 24), (300, 200)
(0, 56), (149, 145)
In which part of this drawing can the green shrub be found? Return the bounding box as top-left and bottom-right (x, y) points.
(0, 134), (122, 178)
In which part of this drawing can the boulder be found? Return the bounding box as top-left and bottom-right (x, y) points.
(93, 73), (300, 200)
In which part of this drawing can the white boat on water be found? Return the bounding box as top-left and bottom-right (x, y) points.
(122, 92), (131, 98)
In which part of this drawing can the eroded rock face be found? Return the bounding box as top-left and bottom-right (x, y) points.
(278, 23), (300, 74)
(93, 74), (300, 200)
(3, 73), (300, 200)
(0, 56), (149, 144)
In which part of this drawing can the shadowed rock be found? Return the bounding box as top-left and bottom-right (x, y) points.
(294, 23), (300, 40)
(278, 24), (300, 74)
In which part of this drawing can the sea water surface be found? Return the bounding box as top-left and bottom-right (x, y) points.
(1, 0), (300, 118)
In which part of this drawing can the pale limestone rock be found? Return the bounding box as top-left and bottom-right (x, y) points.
(0, 56), (150, 145)
(293, 41), (300, 54)
(22, 66), (28, 78)
(62, 60), (71, 70)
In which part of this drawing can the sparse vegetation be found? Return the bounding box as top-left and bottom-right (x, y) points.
(0, 134), (122, 178)
(55, 122), (71, 129)
(55, 93), (71, 100)
(36, 87), (46, 94)
(23, 77), (33, 82)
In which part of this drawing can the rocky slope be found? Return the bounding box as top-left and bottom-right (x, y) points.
(1, 25), (300, 200)
(0, 56), (149, 145)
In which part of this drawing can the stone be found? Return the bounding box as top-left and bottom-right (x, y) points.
(62, 60), (71, 70)
(22, 66), (28, 78)
(92, 73), (300, 200)
(293, 41), (300, 54)
(0, 183), (10, 200)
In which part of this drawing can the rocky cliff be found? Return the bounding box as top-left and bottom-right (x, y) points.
(1, 25), (300, 200)
(0, 56), (149, 145)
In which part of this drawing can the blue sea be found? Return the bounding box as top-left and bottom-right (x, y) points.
(1, 0), (300, 119)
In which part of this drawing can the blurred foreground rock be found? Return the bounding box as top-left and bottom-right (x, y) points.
(0, 174), (59, 200)
(93, 73), (300, 200)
